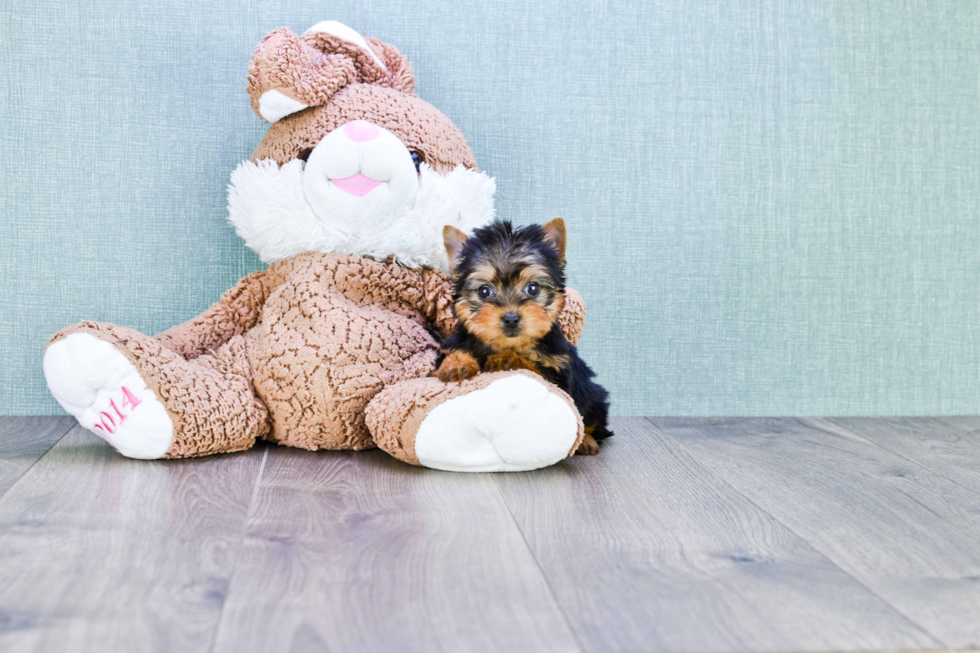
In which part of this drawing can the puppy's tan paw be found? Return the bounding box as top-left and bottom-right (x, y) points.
(436, 351), (481, 383)
(575, 432), (600, 456)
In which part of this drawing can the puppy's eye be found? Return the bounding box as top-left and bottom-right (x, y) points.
(478, 285), (494, 300)
(410, 151), (423, 172)
(525, 282), (540, 297)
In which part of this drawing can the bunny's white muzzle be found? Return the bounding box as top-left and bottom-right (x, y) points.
(303, 121), (420, 236)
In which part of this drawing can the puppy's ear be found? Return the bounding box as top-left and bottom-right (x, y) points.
(541, 218), (566, 261)
(443, 225), (469, 270)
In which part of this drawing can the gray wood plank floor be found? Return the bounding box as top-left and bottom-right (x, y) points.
(649, 417), (980, 650)
(211, 447), (580, 653)
(492, 419), (936, 653)
(0, 416), (74, 497)
(819, 417), (980, 496)
(1, 415), (979, 652)
(0, 427), (263, 652)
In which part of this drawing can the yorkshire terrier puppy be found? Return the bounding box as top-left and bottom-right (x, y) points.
(435, 218), (612, 455)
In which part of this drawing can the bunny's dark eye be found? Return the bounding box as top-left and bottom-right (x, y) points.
(478, 285), (494, 300)
(410, 151), (423, 172)
(525, 282), (540, 297)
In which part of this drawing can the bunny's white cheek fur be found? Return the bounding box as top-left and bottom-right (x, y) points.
(227, 122), (496, 273)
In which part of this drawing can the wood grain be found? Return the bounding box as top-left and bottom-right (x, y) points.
(4, 415), (979, 652)
(939, 416), (980, 435)
(0, 416), (75, 497)
(492, 417), (936, 653)
(211, 447), (581, 653)
(0, 426), (265, 652)
(651, 417), (980, 649)
(818, 417), (980, 495)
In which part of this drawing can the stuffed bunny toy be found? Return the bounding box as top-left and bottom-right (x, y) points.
(43, 21), (587, 472)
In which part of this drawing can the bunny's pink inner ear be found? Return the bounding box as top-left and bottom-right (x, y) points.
(366, 37), (416, 93)
(302, 21), (388, 85)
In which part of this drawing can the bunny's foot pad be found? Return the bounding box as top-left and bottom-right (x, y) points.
(44, 333), (173, 459)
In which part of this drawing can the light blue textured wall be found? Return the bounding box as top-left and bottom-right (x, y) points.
(2, 0), (978, 415)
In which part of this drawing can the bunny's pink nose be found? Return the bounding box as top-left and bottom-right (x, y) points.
(343, 120), (380, 142)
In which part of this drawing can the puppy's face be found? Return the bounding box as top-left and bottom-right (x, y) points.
(444, 219), (567, 353)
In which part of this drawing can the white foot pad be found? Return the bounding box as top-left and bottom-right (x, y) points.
(43, 333), (174, 459)
(414, 374), (579, 472)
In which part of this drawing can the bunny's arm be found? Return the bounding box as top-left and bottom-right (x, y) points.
(557, 287), (587, 346)
(155, 266), (287, 359)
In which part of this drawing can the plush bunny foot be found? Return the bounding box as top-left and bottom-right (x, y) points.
(366, 370), (583, 472)
(43, 332), (174, 459)
(45, 322), (270, 459)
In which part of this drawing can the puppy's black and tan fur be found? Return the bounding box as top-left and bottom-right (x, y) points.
(435, 219), (612, 455)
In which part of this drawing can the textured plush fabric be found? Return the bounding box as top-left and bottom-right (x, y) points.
(5, 1), (980, 416)
(246, 28), (416, 117)
(49, 253), (586, 458)
(252, 85), (476, 172)
(50, 323), (270, 458)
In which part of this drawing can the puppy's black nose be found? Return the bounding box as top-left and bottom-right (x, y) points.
(501, 312), (521, 329)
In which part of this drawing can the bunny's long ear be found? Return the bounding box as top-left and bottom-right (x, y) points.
(247, 27), (356, 122)
(365, 37), (415, 93)
(247, 21), (407, 123)
(302, 21), (388, 84)
(303, 22), (416, 92)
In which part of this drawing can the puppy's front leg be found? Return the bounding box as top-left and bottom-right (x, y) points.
(484, 353), (537, 373)
(576, 427), (601, 455)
